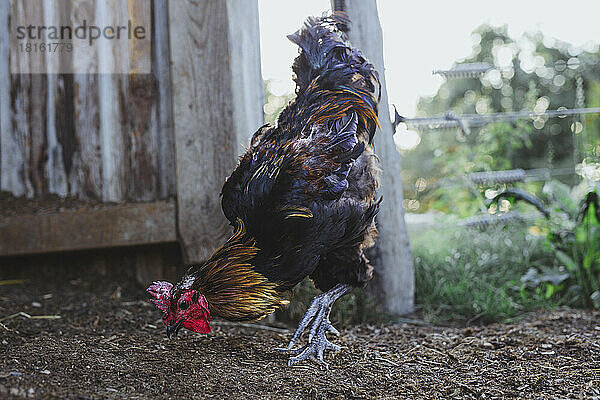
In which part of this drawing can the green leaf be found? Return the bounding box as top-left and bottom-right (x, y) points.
(584, 251), (594, 270)
(543, 180), (579, 217)
(591, 291), (600, 309)
(545, 284), (557, 299)
(555, 250), (578, 271)
(574, 225), (587, 245)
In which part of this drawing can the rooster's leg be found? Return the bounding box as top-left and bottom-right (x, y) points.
(278, 283), (352, 366)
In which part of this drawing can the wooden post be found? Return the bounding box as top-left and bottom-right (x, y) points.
(152, 0), (176, 199)
(225, 0), (265, 152)
(333, 0), (414, 314)
(7, 0), (48, 198)
(43, 0), (69, 197)
(0, 0), (20, 195)
(97, 0), (128, 202)
(168, 0), (264, 263)
(72, 0), (102, 199)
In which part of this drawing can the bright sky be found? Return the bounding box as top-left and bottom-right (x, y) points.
(258, 0), (600, 118)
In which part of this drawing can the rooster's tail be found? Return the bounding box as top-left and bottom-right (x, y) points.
(286, 12), (380, 142)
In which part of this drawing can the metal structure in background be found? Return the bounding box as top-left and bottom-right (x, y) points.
(573, 73), (586, 170)
(465, 167), (575, 185)
(461, 211), (540, 228)
(433, 58), (599, 79)
(410, 167), (575, 229)
(394, 107), (600, 132)
(426, 168), (575, 194)
(433, 62), (494, 78)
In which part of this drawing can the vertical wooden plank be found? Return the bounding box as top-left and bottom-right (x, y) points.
(72, 0), (102, 199)
(43, 0), (68, 196)
(56, 73), (78, 196)
(127, 74), (158, 201)
(29, 73), (48, 197)
(126, 0), (158, 201)
(127, 0), (152, 75)
(168, 0), (246, 262)
(97, 0), (128, 202)
(8, 0), (31, 197)
(0, 0), (20, 195)
(336, 0), (415, 315)
(9, 0), (48, 198)
(225, 0), (265, 152)
(29, 1), (48, 198)
(153, 0), (176, 198)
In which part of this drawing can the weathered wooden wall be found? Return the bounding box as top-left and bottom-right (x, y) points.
(0, 0), (179, 283)
(0, 0), (265, 279)
(0, 0), (175, 202)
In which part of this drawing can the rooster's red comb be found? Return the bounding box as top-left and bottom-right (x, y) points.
(146, 281), (173, 314)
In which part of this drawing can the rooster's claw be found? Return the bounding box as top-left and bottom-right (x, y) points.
(278, 284), (351, 366)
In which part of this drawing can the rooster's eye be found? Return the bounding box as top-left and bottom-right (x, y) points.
(179, 300), (189, 310)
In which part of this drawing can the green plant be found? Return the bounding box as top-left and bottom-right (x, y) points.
(406, 121), (536, 217)
(510, 177), (600, 308)
(543, 186), (600, 308)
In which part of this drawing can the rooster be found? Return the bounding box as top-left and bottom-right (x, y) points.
(147, 12), (381, 365)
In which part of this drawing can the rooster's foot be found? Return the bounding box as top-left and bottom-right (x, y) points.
(277, 283), (352, 366)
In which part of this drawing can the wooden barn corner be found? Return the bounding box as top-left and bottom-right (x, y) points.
(0, 0), (263, 287)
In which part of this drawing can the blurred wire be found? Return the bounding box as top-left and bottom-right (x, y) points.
(433, 58), (599, 79)
(465, 167), (575, 185)
(424, 168), (574, 195)
(405, 211), (545, 231)
(433, 62), (493, 78)
(396, 107), (600, 132)
(460, 211), (541, 228)
(467, 169), (527, 185)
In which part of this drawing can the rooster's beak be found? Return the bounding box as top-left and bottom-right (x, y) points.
(166, 320), (183, 339)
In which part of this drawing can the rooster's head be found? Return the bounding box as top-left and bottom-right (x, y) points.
(146, 220), (288, 334)
(146, 279), (211, 338)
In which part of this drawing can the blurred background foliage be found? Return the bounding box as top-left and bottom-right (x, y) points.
(412, 224), (555, 324)
(399, 25), (600, 321)
(400, 24), (600, 216)
(264, 79), (294, 124)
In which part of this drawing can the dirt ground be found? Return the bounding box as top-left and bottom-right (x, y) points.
(1, 278), (599, 399)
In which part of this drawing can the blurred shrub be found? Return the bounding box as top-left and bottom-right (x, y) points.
(264, 79), (293, 124)
(412, 223), (557, 324)
(522, 180), (600, 308)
